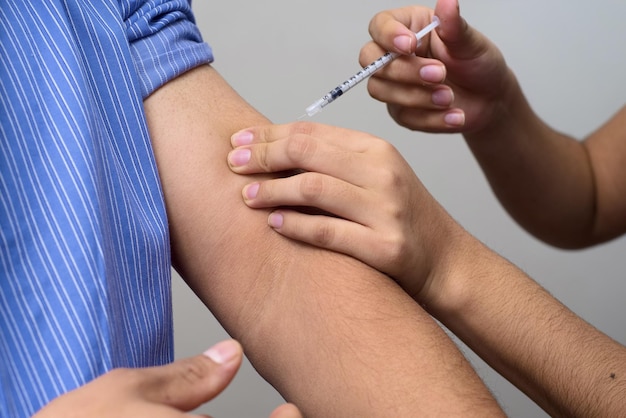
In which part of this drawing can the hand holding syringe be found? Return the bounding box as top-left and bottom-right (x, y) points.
(301, 16), (440, 118)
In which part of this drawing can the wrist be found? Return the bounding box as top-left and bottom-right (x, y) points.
(463, 69), (528, 142)
(418, 228), (506, 323)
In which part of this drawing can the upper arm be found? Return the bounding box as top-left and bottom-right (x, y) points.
(142, 64), (503, 416)
(144, 65), (273, 329)
(584, 105), (626, 242)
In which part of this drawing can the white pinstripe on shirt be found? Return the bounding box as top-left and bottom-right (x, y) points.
(0, 0), (212, 415)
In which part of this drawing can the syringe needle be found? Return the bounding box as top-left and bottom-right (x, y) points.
(302, 16), (440, 118)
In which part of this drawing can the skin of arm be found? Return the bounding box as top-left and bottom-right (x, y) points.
(462, 75), (626, 249)
(435, 240), (626, 418)
(142, 64), (504, 417)
(359, 0), (626, 248)
(227, 121), (626, 417)
(222, 1), (626, 415)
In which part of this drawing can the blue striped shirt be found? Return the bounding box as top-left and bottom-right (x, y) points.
(0, 1), (212, 415)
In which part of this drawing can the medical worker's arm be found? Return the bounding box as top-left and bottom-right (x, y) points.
(227, 121), (626, 417)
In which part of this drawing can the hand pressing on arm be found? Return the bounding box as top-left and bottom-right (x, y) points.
(34, 339), (301, 418)
(363, 0), (626, 248)
(228, 121), (626, 417)
(227, 122), (456, 300)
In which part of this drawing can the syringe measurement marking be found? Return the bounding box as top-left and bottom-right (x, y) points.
(321, 51), (397, 107)
(303, 16), (440, 117)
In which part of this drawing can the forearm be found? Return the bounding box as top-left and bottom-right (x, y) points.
(244, 249), (501, 416)
(431, 236), (626, 417)
(144, 65), (503, 416)
(463, 74), (596, 248)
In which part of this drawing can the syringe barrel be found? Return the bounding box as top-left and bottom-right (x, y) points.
(302, 17), (438, 117)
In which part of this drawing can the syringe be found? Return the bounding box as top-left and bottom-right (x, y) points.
(302, 16), (440, 118)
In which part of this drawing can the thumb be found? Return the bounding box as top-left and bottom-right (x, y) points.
(140, 339), (243, 411)
(270, 403), (304, 418)
(433, 0), (489, 60)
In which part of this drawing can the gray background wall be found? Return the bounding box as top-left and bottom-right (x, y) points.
(173, 1), (626, 416)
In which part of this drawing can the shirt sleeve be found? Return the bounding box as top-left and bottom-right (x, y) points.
(123, 0), (213, 98)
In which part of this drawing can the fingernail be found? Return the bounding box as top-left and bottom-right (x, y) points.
(243, 183), (259, 200)
(228, 148), (251, 166)
(231, 130), (254, 146)
(268, 212), (283, 229)
(393, 35), (413, 54)
(419, 65), (445, 83)
(431, 88), (454, 107)
(444, 110), (465, 127)
(203, 340), (240, 364)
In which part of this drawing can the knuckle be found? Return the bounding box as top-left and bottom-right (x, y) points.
(372, 138), (399, 160)
(169, 357), (213, 390)
(366, 77), (385, 100)
(377, 166), (404, 191)
(368, 11), (387, 34)
(389, 105), (425, 131)
(298, 173), (325, 202)
(377, 137), (398, 154)
(387, 104), (404, 123)
(311, 222), (336, 247)
(378, 230), (409, 268)
(358, 47), (371, 67)
(285, 134), (315, 165)
(289, 121), (316, 136)
(255, 144), (273, 172)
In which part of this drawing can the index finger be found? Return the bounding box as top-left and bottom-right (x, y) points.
(228, 122), (391, 187)
(368, 5), (436, 55)
(232, 121), (376, 153)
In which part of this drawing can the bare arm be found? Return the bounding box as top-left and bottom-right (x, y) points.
(433, 237), (626, 417)
(142, 65), (503, 417)
(464, 87), (626, 248)
(223, 121), (626, 416)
